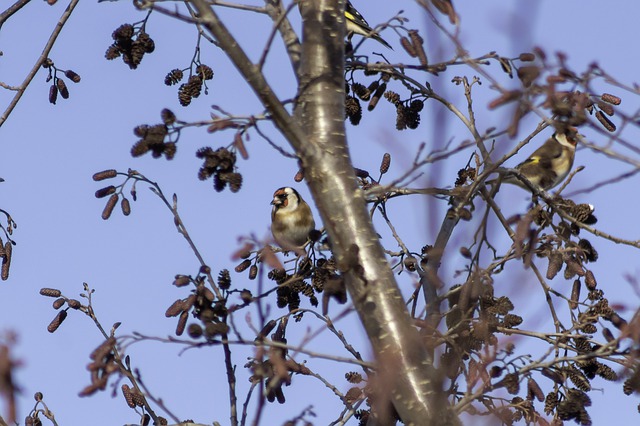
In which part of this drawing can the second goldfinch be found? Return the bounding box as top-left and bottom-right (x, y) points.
(493, 129), (578, 191)
(271, 187), (316, 253)
(345, 1), (392, 49)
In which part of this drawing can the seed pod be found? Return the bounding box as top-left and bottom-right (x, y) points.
(235, 259), (251, 273)
(1, 242), (11, 281)
(165, 299), (185, 317)
(93, 170), (117, 181)
(527, 378), (544, 402)
(459, 247), (472, 259)
(408, 30), (428, 67)
(546, 252), (563, 280)
(597, 101), (614, 116)
(56, 78), (69, 99)
(379, 153), (391, 174)
(595, 110), (616, 132)
(233, 132), (249, 160)
(53, 298), (66, 309)
(121, 197), (131, 216)
(122, 384), (135, 408)
(368, 82), (386, 111)
(64, 70), (81, 83)
(173, 275), (191, 287)
(609, 313), (627, 330)
(47, 310), (67, 333)
(600, 93), (621, 105)
(400, 37), (417, 57)
(602, 327), (615, 343)
(518, 52), (535, 62)
(49, 84), (58, 104)
(248, 265), (258, 280)
(585, 270), (597, 290)
(175, 310), (188, 336)
(67, 299), (82, 309)
(40, 288), (62, 297)
(95, 185), (116, 199)
(102, 194), (119, 220)
(570, 280), (580, 310)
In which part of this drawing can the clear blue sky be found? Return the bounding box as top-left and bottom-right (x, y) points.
(1, 1), (639, 424)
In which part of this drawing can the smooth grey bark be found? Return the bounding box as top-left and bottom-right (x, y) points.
(190, 1), (459, 424)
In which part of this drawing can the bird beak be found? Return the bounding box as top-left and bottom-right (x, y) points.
(271, 197), (281, 206)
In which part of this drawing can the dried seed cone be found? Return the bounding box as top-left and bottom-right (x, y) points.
(93, 170), (117, 181)
(164, 69), (184, 86)
(345, 96), (362, 125)
(161, 108), (176, 125)
(217, 269), (231, 290)
(53, 298), (65, 309)
(351, 82), (371, 101)
(196, 64), (214, 80)
(102, 194), (119, 220)
(40, 287), (62, 297)
(47, 310), (67, 333)
(131, 390), (146, 407)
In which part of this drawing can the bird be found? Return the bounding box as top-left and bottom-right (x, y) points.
(345, 1), (392, 49)
(490, 129), (578, 191)
(270, 187), (316, 254)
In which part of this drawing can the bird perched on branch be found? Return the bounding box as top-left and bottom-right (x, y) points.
(345, 1), (392, 49)
(270, 187), (316, 254)
(489, 128), (579, 191)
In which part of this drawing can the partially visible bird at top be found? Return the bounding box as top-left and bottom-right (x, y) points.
(345, 1), (392, 49)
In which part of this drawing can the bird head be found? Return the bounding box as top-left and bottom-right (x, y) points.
(271, 187), (299, 212)
(554, 126), (579, 150)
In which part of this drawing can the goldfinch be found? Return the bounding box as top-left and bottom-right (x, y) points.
(345, 1), (392, 49)
(492, 129), (578, 191)
(271, 187), (316, 253)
